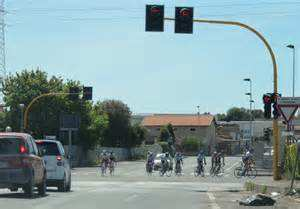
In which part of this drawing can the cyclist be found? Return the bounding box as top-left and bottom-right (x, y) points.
(174, 152), (183, 174)
(211, 150), (225, 175)
(100, 150), (109, 172)
(241, 150), (254, 176)
(196, 150), (206, 174)
(211, 151), (218, 171)
(161, 152), (172, 172)
(146, 151), (155, 172)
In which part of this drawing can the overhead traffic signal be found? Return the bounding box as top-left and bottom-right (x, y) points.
(145, 5), (164, 32)
(83, 86), (93, 101)
(175, 7), (194, 34)
(69, 86), (80, 101)
(263, 94), (272, 119)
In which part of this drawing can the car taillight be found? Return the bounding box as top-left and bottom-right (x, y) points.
(57, 156), (63, 166)
(19, 145), (27, 154)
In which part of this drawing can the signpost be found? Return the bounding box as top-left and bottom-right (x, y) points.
(60, 114), (80, 168)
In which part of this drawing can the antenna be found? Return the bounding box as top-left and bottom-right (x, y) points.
(0, 0), (5, 104)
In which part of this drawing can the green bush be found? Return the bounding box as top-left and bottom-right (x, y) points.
(182, 137), (203, 153)
(158, 141), (172, 153)
(284, 144), (300, 179)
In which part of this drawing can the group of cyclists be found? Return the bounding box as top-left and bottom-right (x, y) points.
(98, 147), (255, 177)
(99, 150), (117, 176)
(146, 148), (255, 177)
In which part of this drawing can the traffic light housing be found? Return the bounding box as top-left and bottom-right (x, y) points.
(175, 7), (194, 34)
(145, 5), (164, 32)
(83, 86), (93, 101)
(263, 94), (272, 119)
(69, 86), (80, 101)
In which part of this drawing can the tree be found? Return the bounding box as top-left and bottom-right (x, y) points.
(2, 69), (95, 150)
(98, 100), (132, 147)
(128, 124), (147, 147)
(182, 136), (203, 154)
(252, 109), (264, 119)
(225, 107), (250, 121)
(159, 125), (170, 142)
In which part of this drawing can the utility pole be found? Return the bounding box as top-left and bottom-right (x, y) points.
(287, 44), (296, 97)
(244, 78), (253, 143)
(0, 0), (6, 103)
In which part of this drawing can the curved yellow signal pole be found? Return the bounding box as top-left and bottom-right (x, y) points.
(164, 18), (280, 180)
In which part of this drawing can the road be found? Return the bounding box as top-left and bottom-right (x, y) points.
(0, 157), (280, 209)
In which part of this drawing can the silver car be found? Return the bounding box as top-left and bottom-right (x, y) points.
(153, 153), (173, 171)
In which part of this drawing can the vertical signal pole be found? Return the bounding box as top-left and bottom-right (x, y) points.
(0, 0), (6, 103)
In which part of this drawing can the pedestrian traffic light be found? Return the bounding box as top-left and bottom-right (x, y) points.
(263, 94), (272, 119)
(175, 7), (194, 34)
(69, 86), (80, 101)
(272, 102), (280, 119)
(83, 86), (93, 101)
(145, 5), (164, 32)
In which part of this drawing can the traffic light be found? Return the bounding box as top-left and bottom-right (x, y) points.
(175, 7), (194, 34)
(69, 86), (80, 101)
(83, 86), (93, 101)
(263, 94), (272, 119)
(145, 5), (164, 32)
(272, 102), (280, 119)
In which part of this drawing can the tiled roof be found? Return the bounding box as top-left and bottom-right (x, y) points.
(141, 114), (214, 127)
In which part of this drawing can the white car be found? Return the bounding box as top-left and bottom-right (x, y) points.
(36, 140), (71, 192)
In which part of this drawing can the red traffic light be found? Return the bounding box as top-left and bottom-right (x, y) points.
(263, 95), (271, 103)
(180, 8), (191, 17)
(150, 6), (161, 15)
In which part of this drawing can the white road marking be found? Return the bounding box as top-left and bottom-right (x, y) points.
(124, 194), (139, 202)
(207, 193), (221, 209)
(224, 161), (240, 172)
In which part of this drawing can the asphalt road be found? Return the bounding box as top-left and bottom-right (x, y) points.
(0, 157), (286, 209)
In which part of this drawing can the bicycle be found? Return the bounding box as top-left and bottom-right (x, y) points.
(234, 162), (257, 179)
(194, 164), (205, 177)
(108, 160), (115, 176)
(146, 161), (154, 176)
(174, 161), (183, 176)
(159, 162), (172, 177)
(210, 163), (225, 177)
(100, 161), (108, 176)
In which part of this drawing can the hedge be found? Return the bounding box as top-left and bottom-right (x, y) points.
(284, 144), (300, 180)
(182, 136), (203, 153)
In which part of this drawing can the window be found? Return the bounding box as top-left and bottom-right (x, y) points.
(36, 142), (60, 156)
(0, 137), (22, 154)
(190, 128), (196, 131)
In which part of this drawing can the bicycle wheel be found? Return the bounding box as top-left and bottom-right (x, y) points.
(234, 166), (243, 179)
(247, 167), (257, 179)
(194, 167), (199, 177)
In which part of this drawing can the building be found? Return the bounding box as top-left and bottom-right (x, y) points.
(141, 114), (216, 154)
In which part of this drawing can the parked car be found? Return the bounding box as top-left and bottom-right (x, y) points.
(0, 132), (47, 197)
(36, 140), (71, 192)
(153, 153), (173, 171)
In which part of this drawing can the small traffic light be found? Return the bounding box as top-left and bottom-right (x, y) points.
(83, 86), (93, 100)
(263, 94), (272, 119)
(145, 5), (164, 32)
(175, 7), (194, 34)
(69, 86), (80, 101)
(272, 102), (280, 119)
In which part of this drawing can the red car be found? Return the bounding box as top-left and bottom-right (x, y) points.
(0, 132), (47, 197)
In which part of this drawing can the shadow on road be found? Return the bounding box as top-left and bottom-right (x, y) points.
(0, 192), (49, 199)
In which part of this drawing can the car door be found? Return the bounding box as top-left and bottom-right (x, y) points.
(30, 137), (44, 183)
(58, 142), (70, 180)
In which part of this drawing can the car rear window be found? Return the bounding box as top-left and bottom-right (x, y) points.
(0, 137), (23, 155)
(36, 142), (60, 156)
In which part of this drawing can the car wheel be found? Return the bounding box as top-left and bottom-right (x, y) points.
(58, 174), (67, 192)
(38, 173), (47, 196)
(23, 175), (34, 198)
(66, 174), (71, 192)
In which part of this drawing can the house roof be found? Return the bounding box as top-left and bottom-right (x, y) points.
(141, 114), (214, 127)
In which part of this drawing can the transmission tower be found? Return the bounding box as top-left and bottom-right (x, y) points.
(0, 0), (5, 104)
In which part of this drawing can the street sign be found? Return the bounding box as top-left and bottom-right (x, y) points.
(278, 97), (300, 106)
(278, 106), (298, 123)
(45, 135), (56, 140)
(60, 114), (80, 131)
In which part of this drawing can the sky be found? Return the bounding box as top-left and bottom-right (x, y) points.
(4, 0), (300, 114)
